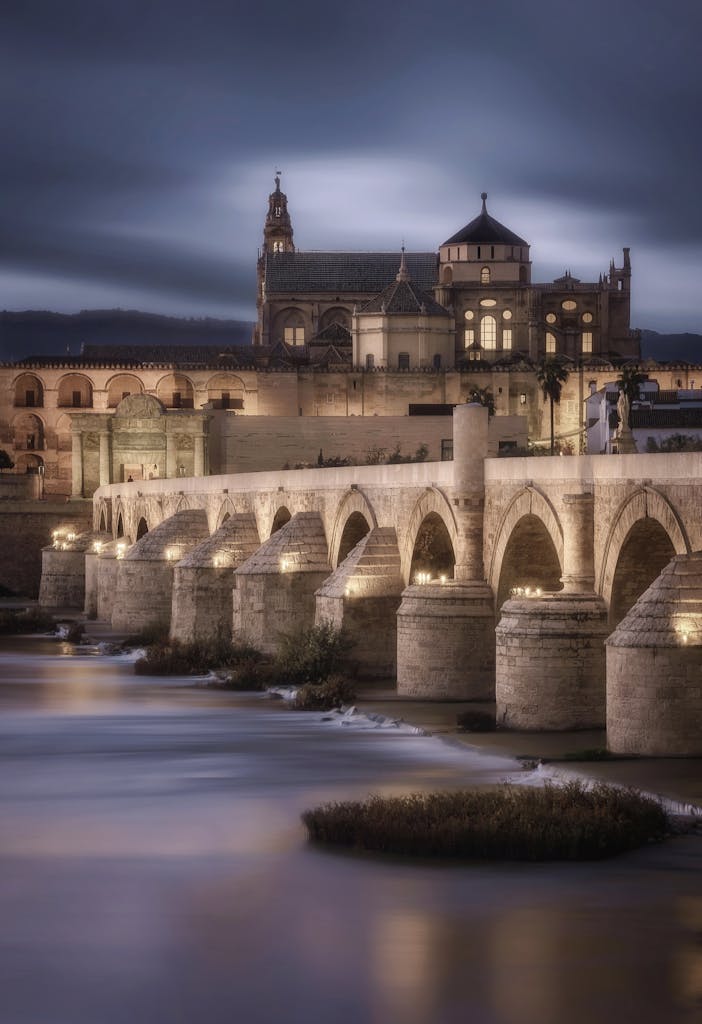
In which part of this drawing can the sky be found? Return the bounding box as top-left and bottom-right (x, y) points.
(1, 0), (701, 333)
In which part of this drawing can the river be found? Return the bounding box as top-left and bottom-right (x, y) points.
(0, 636), (700, 1024)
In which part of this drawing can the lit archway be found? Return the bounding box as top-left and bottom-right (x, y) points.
(57, 373), (93, 408)
(116, 513), (124, 538)
(13, 372), (44, 408)
(496, 514), (562, 611)
(409, 512), (455, 582)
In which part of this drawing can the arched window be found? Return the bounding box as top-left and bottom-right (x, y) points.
(581, 332), (593, 353)
(546, 332), (557, 354)
(281, 310), (305, 346)
(480, 266), (491, 284)
(398, 353), (410, 370)
(481, 316), (497, 350)
(365, 353), (375, 369)
(273, 240), (284, 253)
(441, 266), (453, 285)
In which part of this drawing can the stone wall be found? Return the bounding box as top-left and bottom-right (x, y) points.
(0, 501), (91, 597)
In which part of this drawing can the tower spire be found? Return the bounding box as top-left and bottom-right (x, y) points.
(396, 243), (410, 282)
(262, 171), (294, 255)
(481, 191), (488, 214)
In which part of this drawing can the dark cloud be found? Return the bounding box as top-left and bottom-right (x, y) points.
(1, 0), (701, 331)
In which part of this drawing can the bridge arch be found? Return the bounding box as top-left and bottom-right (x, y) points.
(489, 487), (564, 610)
(329, 488), (378, 567)
(216, 497), (235, 529)
(599, 487), (690, 625)
(136, 517), (149, 540)
(402, 487), (458, 584)
(270, 505), (292, 536)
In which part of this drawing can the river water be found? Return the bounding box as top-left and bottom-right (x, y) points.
(1, 636), (701, 1024)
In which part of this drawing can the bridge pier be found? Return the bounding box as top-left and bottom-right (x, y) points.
(495, 593), (609, 729)
(607, 551), (702, 755)
(83, 534), (115, 618)
(315, 527), (403, 679)
(95, 539), (128, 622)
(397, 581), (495, 698)
(170, 513), (260, 644)
(111, 510), (210, 634)
(233, 512), (330, 654)
(397, 403), (496, 699)
(38, 529), (109, 611)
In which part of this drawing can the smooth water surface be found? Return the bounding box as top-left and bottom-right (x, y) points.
(1, 636), (700, 1024)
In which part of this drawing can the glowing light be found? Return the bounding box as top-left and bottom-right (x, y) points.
(165, 547), (180, 562)
(213, 554), (228, 568)
(440, 574), (448, 584)
(93, 541), (103, 553)
(415, 571), (432, 585)
(66, 532), (76, 542)
(116, 542), (127, 560)
(280, 556), (291, 572)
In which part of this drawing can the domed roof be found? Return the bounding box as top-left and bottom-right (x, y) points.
(442, 193), (528, 247)
(359, 250), (449, 317)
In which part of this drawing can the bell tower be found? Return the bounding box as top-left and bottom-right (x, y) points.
(256, 172), (295, 344)
(262, 171), (294, 255)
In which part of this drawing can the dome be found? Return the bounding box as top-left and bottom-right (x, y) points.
(442, 193), (528, 247)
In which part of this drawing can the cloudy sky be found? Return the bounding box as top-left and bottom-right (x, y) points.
(1, 0), (700, 332)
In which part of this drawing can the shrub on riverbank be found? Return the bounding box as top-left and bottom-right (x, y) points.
(456, 709), (495, 732)
(291, 674), (356, 710)
(275, 621), (353, 687)
(0, 607), (55, 635)
(302, 782), (669, 861)
(134, 638), (267, 679)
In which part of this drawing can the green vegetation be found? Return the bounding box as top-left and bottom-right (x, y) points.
(616, 365), (647, 426)
(132, 622), (354, 707)
(275, 620), (353, 687)
(302, 782), (669, 861)
(466, 386), (496, 417)
(0, 607), (55, 634)
(134, 637), (269, 680)
(291, 674), (355, 710)
(536, 358), (570, 455)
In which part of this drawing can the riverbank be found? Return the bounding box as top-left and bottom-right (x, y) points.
(17, 608), (702, 817)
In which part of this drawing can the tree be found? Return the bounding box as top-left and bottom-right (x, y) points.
(0, 450), (14, 472)
(467, 386), (496, 417)
(616, 365), (647, 428)
(536, 359), (570, 455)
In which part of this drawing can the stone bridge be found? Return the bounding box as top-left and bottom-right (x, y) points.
(40, 405), (702, 756)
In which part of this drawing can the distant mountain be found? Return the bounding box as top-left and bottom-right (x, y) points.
(640, 330), (702, 364)
(0, 310), (255, 362)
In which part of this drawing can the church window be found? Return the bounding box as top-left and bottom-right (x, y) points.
(582, 332), (593, 353)
(284, 326), (305, 345)
(365, 354), (375, 369)
(480, 266), (491, 284)
(546, 312), (557, 324)
(545, 333), (557, 354)
(477, 246), (481, 258)
(502, 329), (512, 349)
(491, 246), (495, 259)
(274, 206), (281, 217)
(502, 309), (512, 320)
(464, 328), (475, 348)
(464, 310), (474, 320)
(273, 241), (284, 253)
(481, 315), (497, 350)
(582, 312), (593, 323)
(398, 353), (410, 370)
(562, 300), (577, 311)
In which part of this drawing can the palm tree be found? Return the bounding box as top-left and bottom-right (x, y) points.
(536, 359), (570, 454)
(616, 365), (647, 428)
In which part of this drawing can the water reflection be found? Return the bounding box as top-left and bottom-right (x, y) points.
(0, 636), (701, 1024)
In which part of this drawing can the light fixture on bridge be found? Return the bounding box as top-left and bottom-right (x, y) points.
(66, 532), (76, 542)
(93, 541), (103, 554)
(116, 542), (127, 560)
(440, 574), (448, 584)
(415, 571), (432, 585)
(165, 547), (180, 562)
(280, 556), (292, 572)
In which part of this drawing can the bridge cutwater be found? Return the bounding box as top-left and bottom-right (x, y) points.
(39, 404), (702, 757)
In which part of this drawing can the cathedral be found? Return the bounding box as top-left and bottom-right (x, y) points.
(256, 175), (640, 366)
(0, 173), (661, 499)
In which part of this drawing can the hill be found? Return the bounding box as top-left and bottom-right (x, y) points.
(640, 330), (702, 364)
(0, 310), (254, 362)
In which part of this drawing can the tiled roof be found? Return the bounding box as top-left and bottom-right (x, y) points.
(264, 251), (438, 294)
(360, 277), (449, 317)
(443, 196), (528, 247)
